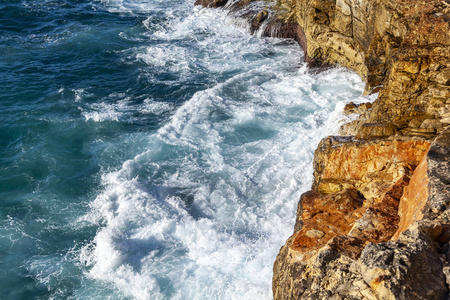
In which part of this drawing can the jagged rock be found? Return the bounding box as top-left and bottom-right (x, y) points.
(348, 175), (410, 244)
(423, 127), (450, 222)
(355, 232), (448, 300)
(273, 134), (450, 300)
(250, 9), (268, 34)
(343, 102), (372, 115)
(392, 151), (429, 240)
(194, 0), (228, 8)
(355, 123), (398, 139)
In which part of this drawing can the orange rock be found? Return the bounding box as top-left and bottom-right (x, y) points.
(392, 150), (430, 240)
(313, 137), (430, 199)
(316, 138), (427, 182)
(290, 189), (365, 261)
(284, 137), (432, 264)
(349, 175), (411, 244)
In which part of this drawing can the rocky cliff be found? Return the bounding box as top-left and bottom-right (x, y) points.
(195, 0), (450, 298)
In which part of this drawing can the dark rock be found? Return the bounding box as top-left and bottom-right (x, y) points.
(194, 0), (228, 8)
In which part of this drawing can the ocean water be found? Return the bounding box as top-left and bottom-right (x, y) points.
(0, 0), (374, 299)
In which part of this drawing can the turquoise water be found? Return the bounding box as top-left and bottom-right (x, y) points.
(0, 0), (371, 299)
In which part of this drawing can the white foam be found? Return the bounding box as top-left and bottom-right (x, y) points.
(80, 70), (368, 299)
(77, 92), (137, 122)
(79, 1), (370, 299)
(136, 45), (189, 72)
(73, 88), (87, 102)
(99, 0), (157, 13)
(142, 98), (175, 115)
(81, 102), (124, 122)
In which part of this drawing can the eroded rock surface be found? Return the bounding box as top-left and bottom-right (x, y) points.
(312, 137), (429, 197)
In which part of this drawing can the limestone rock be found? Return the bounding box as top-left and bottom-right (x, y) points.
(312, 136), (429, 199)
(348, 175), (410, 244)
(392, 151), (429, 240)
(355, 233), (448, 300)
(273, 132), (450, 300)
(355, 122), (398, 139)
(423, 127), (450, 222)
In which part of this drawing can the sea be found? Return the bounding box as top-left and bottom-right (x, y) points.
(0, 0), (375, 299)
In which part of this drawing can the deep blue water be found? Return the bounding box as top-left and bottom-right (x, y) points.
(0, 0), (370, 299)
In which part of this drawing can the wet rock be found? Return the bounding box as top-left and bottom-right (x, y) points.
(250, 9), (268, 34)
(194, 0), (228, 8)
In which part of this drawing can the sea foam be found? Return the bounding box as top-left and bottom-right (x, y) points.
(78, 2), (370, 299)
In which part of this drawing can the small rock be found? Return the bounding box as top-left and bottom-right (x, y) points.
(409, 118), (423, 129)
(360, 288), (379, 300)
(344, 102), (372, 115)
(435, 68), (450, 85)
(420, 119), (442, 130)
(353, 279), (369, 289)
(306, 229), (325, 238)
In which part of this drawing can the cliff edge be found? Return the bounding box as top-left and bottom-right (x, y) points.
(195, 0), (450, 298)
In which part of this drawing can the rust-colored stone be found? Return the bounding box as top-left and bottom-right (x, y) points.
(349, 175), (411, 244)
(313, 137), (430, 198)
(290, 189), (365, 261)
(392, 151), (430, 240)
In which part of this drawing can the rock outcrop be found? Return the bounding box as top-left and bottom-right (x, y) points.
(195, 0), (449, 298)
(273, 133), (450, 299)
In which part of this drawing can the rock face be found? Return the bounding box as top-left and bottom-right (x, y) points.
(195, 0), (449, 298)
(273, 133), (450, 299)
(312, 137), (429, 197)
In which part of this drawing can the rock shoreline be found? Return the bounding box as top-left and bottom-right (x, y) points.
(196, 0), (450, 298)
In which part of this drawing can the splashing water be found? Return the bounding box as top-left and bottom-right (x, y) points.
(0, 0), (375, 299)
